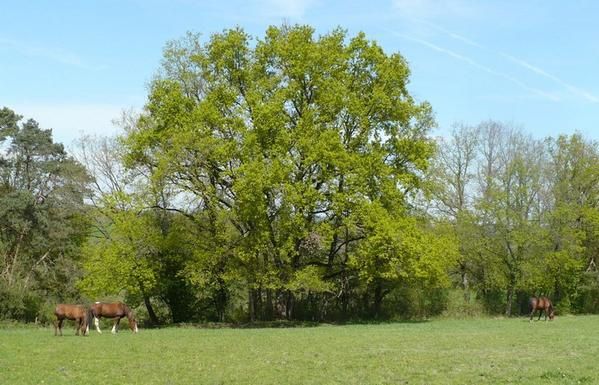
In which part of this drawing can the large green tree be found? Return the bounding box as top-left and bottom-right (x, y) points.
(122, 25), (453, 321)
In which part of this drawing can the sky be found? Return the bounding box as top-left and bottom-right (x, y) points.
(1, 0), (598, 146)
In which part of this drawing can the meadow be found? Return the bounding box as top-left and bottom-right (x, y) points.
(1, 316), (598, 385)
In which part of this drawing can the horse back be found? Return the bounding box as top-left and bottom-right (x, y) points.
(55, 304), (86, 320)
(529, 296), (552, 310)
(92, 301), (127, 317)
(528, 297), (538, 310)
(539, 296), (552, 309)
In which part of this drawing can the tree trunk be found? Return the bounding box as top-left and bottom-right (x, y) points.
(285, 290), (294, 320)
(248, 288), (256, 322)
(216, 281), (227, 322)
(266, 289), (273, 321)
(505, 282), (515, 317)
(460, 263), (470, 302)
(256, 287), (263, 320)
(373, 282), (384, 319)
(139, 281), (159, 325)
(143, 295), (160, 325)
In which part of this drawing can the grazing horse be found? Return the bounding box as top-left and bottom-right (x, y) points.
(54, 304), (89, 336)
(91, 302), (138, 334)
(529, 296), (555, 321)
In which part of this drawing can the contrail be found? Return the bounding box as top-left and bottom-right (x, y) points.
(390, 31), (560, 101)
(500, 53), (599, 103)
(409, 21), (599, 103)
(412, 18), (484, 49)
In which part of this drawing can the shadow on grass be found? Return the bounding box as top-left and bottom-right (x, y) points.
(144, 318), (431, 330)
(53, 334), (90, 337)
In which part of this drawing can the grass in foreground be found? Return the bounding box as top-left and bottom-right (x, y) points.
(1, 315), (598, 384)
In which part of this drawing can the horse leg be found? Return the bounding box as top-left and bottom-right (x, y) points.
(111, 318), (120, 334)
(75, 318), (81, 335)
(94, 316), (102, 334)
(54, 319), (59, 336)
(58, 319), (64, 336)
(79, 317), (87, 336)
(538, 309), (543, 321)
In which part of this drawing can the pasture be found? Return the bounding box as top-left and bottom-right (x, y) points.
(1, 316), (598, 385)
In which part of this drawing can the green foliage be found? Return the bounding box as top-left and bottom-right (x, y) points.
(287, 266), (334, 293)
(79, 208), (160, 298)
(440, 289), (486, 318)
(383, 286), (448, 319)
(572, 272), (599, 313)
(0, 107), (90, 321)
(0, 280), (40, 321)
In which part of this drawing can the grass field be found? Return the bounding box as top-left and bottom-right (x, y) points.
(1, 316), (599, 385)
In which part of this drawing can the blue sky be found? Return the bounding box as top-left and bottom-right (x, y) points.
(1, 0), (598, 145)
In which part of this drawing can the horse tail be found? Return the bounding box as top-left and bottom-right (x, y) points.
(87, 307), (94, 333)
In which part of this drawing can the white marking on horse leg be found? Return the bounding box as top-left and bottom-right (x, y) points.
(134, 324), (138, 333)
(111, 323), (117, 334)
(86, 323), (90, 335)
(94, 317), (102, 333)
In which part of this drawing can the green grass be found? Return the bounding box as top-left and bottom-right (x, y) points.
(1, 316), (598, 384)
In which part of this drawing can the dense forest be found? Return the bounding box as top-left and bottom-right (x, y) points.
(2, 25), (598, 325)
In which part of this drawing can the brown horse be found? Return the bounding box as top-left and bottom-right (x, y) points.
(529, 296), (555, 321)
(54, 304), (89, 336)
(91, 302), (138, 334)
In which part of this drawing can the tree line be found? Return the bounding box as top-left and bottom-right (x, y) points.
(1, 25), (598, 324)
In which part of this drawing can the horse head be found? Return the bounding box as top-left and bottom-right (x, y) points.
(126, 307), (138, 333)
(128, 317), (138, 333)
